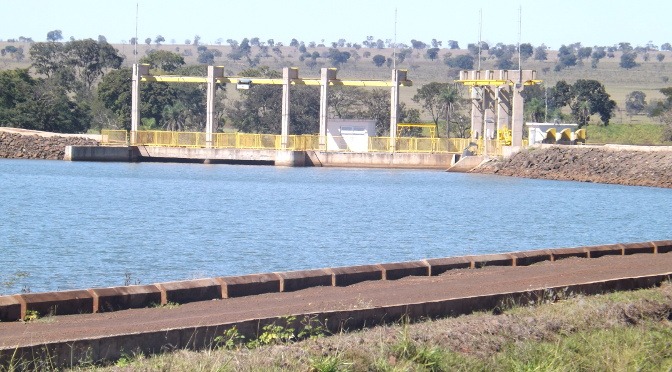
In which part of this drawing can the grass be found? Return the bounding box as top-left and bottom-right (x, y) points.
(14, 281), (662, 371)
(585, 122), (670, 145)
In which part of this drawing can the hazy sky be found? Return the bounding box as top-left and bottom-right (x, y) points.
(3, 0), (671, 49)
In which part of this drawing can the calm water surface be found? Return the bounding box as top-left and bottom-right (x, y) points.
(1, 159), (670, 294)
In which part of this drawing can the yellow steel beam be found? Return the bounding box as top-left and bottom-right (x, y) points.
(141, 75), (412, 87)
(458, 79), (542, 86)
(140, 76), (208, 83)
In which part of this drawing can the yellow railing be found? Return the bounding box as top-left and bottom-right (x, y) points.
(101, 130), (128, 145)
(102, 130), (515, 155)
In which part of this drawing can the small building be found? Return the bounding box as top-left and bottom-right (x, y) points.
(326, 119), (377, 152)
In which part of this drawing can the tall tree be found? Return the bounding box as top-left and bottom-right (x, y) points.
(569, 80), (617, 126)
(63, 39), (124, 90)
(620, 52), (638, 69)
(625, 91), (647, 116)
(140, 50), (185, 72)
(46, 30), (63, 42)
(412, 83), (451, 126)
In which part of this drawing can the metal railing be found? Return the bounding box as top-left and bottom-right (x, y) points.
(102, 130), (514, 155)
(101, 130), (128, 145)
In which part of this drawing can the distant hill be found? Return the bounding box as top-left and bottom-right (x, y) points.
(2, 41), (671, 123)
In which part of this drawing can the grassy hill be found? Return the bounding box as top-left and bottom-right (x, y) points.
(2, 41), (671, 125)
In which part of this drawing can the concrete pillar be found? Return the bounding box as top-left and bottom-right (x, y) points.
(131, 64), (149, 144)
(511, 84), (524, 147)
(483, 87), (496, 140)
(281, 67), (298, 150)
(206, 66), (224, 148)
(390, 69), (404, 152)
(319, 68), (337, 151)
(496, 86), (511, 134)
(470, 86), (483, 140)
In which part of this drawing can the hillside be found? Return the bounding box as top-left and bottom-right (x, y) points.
(2, 41), (671, 124)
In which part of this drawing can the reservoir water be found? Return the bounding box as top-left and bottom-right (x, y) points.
(1, 159), (671, 295)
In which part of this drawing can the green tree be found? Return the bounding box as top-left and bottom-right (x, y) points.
(140, 50), (185, 72)
(327, 49), (351, 67)
(328, 87), (367, 119)
(569, 79), (617, 126)
(63, 39), (124, 90)
(625, 91), (647, 116)
(444, 54), (474, 69)
(0, 69), (34, 126)
(534, 44), (548, 60)
(519, 43), (533, 60)
(660, 87), (672, 104)
(30, 82), (91, 133)
(412, 82), (450, 125)
(620, 52), (638, 69)
(154, 35), (165, 46)
(228, 67), (319, 135)
(425, 48), (440, 61)
(556, 45), (577, 70)
(577, 47), (593, 60)
(30, 39), (124, 91)
(410, 39), (427, 50)
(29, 42), (65, 78)
(371, 54), (386, 67)
(97, 68), (133, 129)
(46, 30), (63, 42)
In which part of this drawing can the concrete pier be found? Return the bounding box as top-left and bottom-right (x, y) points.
(66, 146), (460, 169)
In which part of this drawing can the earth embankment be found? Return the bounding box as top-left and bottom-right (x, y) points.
(472, 146), (672, 188)
(0, 129), (99, 160)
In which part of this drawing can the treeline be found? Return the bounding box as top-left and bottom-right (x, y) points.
(0, 40), (422, 135)
(2, 37), (672, 140)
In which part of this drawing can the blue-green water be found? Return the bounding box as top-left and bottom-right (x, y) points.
(1, 159), (670, 294)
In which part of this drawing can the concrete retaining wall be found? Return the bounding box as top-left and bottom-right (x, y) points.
(3, 272), (670, 368)
(1, 240), (670, 322)
(64, 146), (137, 162)
(307, 151), (456, 169)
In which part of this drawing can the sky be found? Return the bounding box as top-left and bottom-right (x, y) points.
(2, 0), (671, 50)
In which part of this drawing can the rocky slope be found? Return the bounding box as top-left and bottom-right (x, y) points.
(472, 146), (672, 188)
(0, 131), (99, 160)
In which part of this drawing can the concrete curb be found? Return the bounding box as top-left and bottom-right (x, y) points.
(157, 278), (223, 305)
(425, 257), (471, 276)
(276, 269), (332, 292)
(2, 272), (669, 368)
(331, 264), (383, 286)
(219, 273), (281, 298)
(378, 261), (430, 280)
(653, 240), (672, 254)
(17, 290), (93, 319)
(1, 239), (671, 322)
(88, 285), (162, 313)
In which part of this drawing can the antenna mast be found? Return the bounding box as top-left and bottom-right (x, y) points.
(477, 9), (482, 70)
(393, 8), (397, 70)
(134, 1), (138, 64)
(517, 6), (522, 76)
